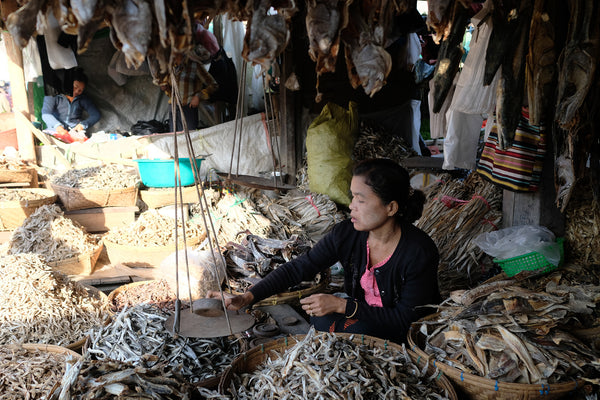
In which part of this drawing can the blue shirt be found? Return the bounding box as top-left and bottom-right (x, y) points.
(42, 94), (100, 130)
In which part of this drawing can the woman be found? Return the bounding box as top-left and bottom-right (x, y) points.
(210, 158), (440, 343)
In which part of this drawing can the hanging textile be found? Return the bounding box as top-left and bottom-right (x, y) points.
(442, 110), (484, 170)
(477, 108), (546, 192)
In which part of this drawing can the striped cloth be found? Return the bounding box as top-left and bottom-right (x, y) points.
(477, 108), (546, 192)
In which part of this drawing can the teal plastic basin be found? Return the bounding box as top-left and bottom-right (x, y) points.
(135, 158), (203, 188)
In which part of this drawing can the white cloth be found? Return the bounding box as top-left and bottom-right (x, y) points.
(42, 9), (78, 70)
(428, 77), (456, 139)
(450, 0), (498, 114)
(442, 110), (484, 170)
(410, 99), (422, 155)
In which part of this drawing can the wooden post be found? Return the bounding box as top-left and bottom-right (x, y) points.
(2, 31), (36, 162)
(280, 46), (296, 185)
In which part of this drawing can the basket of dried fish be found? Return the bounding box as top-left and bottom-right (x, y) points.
(107, 279), (182, 312)
(219, 328), (458, 399)
(103, 209), (206, 268)
(0, 188), (57, 229)
(85, 304), (243, 391)
(0, 167), (38, 186)
(140, 186), (200, 209)
(1, 343), (80, 398)
(49, 164), (140, 211)
(5, 204), (104, 275)
(0, 254), (110, 350)
(494, 238), (565, 277)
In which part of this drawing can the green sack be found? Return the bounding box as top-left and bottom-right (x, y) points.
(306, 102), (358, 206)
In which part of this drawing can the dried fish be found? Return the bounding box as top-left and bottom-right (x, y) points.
(48, 356), (193, 399)
(226, 327), (452, 399)
(353, 119), (418, 166)
(415, 283), (600, 384)
(0, 344), (77, 398)
(6, 204), (100, 263)
(104, 209), (204, 246)
(0, 189), (48, 202)
(86, 304), (242, 385)
(51, 164), (139, 189)
(110, 279), (182, 313)
(0, 253), (109, 346)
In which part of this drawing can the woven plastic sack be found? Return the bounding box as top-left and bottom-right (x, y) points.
(306, 102), (358, 206)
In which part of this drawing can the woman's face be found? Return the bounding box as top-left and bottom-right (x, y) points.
(73, 80), (86, 97)
(349, 175), (395, 232)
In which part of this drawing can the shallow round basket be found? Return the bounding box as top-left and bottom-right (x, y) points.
(407, 313), (584, 400)
(49, 182), (138, 211)
(103, 235), (205, 268)
(243, 270), (330, 307)
(48, 241), (104, 276)
(66, 284), (110, 353)
(0, 188), (57, 229)
(107, 280), (182, 313)
(219, 332), (458, 400)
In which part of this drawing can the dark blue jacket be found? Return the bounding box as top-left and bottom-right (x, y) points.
(249, 219), (441, 343)
(42, 94), (100, 130)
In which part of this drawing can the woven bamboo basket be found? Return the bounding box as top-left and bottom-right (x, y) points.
(139, 186), (201, 209)
(49, 182), (138, 211)
(103, 234), (205, 268)
(48, 241), (104, 276)
(232, 270), (330, 308)
(107, 280), (183, 312)
(67, 284), (110, 353)
(0, 188), (57, 229)
(407, 314), (584, 400)
(219, 332), (457, 399)
(0, 167), (38, 186)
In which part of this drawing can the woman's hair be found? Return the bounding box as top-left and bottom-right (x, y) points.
(72, 68), (88, 85)
(352, 158), (426, 223)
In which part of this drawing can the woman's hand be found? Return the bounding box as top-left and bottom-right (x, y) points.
(206, 290), (254, 311)
(300, 294), (347, 317)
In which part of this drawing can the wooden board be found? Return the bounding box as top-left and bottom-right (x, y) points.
(64, 206), (138, 232)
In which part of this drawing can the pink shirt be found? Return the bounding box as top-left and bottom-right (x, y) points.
(360, 240), (393, 307)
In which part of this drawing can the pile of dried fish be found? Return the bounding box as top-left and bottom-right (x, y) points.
(0, 155), (33, 170)
(414, 280), (600, 384)
(190, 191), (273, 245)
(225, 327), (452, 399)
(353, 119), (418, 165)
(51, 164), (139, 189)
(0, 344), (77, 398)
(5, 204), (100, 262)
(104, 209), (204, 247)
(48, 357), (193, 399)
(110, 279), (180, 313)
(0, 253), (109, 346)
(416, 172), (502, 297)
(520, 263), (600, 331)
(87, 304), (242, 385)
(225, 234), (313, 292)
(0, 189), (48, 202)
(565, 178), (600, 265)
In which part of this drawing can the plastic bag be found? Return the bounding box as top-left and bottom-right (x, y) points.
(131, 120), (168, 136)
(306, 102), (358, 206)
(473, 225), (561, 266)
(154, 249), (226, 300)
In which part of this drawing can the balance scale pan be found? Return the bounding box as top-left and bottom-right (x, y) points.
(166, 310), (255, 338)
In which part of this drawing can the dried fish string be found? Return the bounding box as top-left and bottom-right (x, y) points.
(6, 204), (99, 262)
(0, 344), (76, 398)
(104, 209), (204, 246)
(0, 253), (109, 346)
(51, 164), (139, 189)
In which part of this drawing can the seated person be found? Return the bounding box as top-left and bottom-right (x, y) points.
(42, 68), (100, 142)
(209, 158), (441, 344)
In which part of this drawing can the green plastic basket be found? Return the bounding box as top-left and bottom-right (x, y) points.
(494, 237), (564, 277)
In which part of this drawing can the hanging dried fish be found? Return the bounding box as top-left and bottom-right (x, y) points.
(6, 204), (100, 263)
(0, 253), (109, 346)
(51, 164), (139, 189)
(226, 327), (453, 399)
(0, 344), (77, 398)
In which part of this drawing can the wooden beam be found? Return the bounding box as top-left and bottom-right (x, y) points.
(2, 31), (36, 162)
